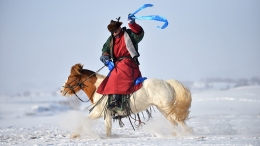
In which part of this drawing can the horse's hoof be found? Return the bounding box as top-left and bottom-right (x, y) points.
(186, 127), (194, 134)
(172, 131), (177, 136)
(70, 133), (80, 139)
(183, 126), (193, 132)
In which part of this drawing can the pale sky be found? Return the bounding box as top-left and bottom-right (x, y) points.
(0, 0), (259, 95)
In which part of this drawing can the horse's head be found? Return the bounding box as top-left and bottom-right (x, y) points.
(60, 63), (97, 102)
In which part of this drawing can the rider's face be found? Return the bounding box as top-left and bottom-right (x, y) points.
(113, 27), (122, 36)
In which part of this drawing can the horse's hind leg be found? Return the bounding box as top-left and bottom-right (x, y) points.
(155, 106), (176, 125)
(167, 114), (193, 135)
(157, 106), (195, 136)
(156, 107), (179, 134)
(157, 107), (178, 127)
(177, 120), (193, 134)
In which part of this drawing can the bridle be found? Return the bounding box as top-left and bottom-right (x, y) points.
(62, 65), (106, 102)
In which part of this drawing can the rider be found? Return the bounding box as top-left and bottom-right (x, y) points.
(96, 14), (145, 109)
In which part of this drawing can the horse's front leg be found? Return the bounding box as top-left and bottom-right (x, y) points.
(70, 110), (102, 139)
(104, 110), (112, 137)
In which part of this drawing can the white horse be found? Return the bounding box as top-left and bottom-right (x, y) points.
(60, 64), (192, 137)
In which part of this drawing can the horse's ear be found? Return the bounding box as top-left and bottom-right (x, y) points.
(78, 64), (84, 75)
(79, 69), (84, 74)
(71, 63), (84, 75)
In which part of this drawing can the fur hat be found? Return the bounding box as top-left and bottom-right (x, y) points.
(107, 17), (122, 33)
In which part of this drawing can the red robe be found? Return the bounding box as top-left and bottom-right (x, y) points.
(97, 23), (143, 95)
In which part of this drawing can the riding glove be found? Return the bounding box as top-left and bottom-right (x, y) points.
(128, 13), (135, 24)
(100, 55), (111, 65)
(106, 60), (115, 71)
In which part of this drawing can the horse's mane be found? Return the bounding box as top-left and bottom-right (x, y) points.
(94, 72), (106, 79)
(71, 63), (83, 75)
(71, 63), (106, 79)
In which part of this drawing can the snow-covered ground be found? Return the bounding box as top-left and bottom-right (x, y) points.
(0, 86), (260, 145)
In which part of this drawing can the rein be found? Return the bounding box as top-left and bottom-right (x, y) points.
(63, 65), (106, 102)
(80, 65), (106, 85)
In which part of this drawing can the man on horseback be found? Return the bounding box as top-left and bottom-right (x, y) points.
(96, 14), (146, 110)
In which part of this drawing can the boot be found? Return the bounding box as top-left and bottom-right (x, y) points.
(107, 94), (121, 110)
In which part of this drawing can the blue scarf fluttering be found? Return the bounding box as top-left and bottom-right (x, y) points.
(129, 4), (168, 29)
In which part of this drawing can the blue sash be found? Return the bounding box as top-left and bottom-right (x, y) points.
(129, 4), (168, 29)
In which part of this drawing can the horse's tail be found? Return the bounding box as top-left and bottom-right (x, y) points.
(166, 79), (192, 122)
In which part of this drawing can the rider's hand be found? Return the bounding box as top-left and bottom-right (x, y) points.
(128, 13), (135, 24)
(100, 55), (111, 65)
(106, 60), (114, 71)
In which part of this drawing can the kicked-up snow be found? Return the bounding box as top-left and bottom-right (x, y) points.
(0, 86), (260, 145)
